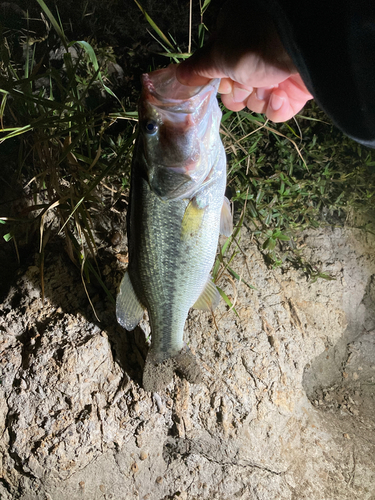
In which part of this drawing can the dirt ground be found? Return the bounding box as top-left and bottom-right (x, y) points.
(1, 217), (375, 499)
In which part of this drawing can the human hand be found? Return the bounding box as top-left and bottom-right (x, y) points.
(176, 1), (313, 122)
(218, 74), (313, 122)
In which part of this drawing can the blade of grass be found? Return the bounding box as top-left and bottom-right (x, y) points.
(73, 40), (122, 105)
(36, 0), (68, 50)
(216, 286), (239, 318)
(188, 0), (192, 53)
(133, 0), (175, 51)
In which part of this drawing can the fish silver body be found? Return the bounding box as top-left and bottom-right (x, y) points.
(116, 65), (232, 392)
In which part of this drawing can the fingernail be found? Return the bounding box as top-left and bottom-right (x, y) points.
(233, 87), (252, 103)
(256, 88), (265, 100)
(218, 79), (232, 94)
(270, 94), (284, 111)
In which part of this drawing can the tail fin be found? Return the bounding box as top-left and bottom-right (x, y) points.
(143, 344), (203, 393)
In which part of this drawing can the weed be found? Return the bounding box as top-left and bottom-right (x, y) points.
(0, 4), (134, 311)
(222, 104), (375, 269)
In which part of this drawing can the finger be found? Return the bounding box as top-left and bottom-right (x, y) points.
(265, 89), (294, 122)
(176, 63), (212, 86)
(220, 93), (248, 111)
(245, 87), (274, 114)
(266, 87), (313, 122)
(219, 82), (254, 110)
(265, 76), (313, 121)
(218, 78), (233, 94)
(278, 74), (313, 101)
(232, 83), (253, 103)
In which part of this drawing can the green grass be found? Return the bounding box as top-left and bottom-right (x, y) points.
(1, 0), (375, 314)
(0, 4), (135, 308)
(221, 106), (375, 270)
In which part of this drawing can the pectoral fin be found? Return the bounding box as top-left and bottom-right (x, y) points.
(220, 196), (233, 237)
(116, 270), (145, 330)
(181, 198), (205, 240)
(193, 277), (221, 311)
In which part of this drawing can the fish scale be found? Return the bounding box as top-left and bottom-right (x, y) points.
(116, 65), (232, 392)
(129, 152), (224, 361)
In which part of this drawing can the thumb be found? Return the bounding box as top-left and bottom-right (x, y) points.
(176, 42), (225, 86)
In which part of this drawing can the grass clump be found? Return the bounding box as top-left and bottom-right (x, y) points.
(0, 4), (136, 308)
(221, 107), (375, 271)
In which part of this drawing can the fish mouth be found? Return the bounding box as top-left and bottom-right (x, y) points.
(139, 65), (221, 200)
(142, 64), (220, 111)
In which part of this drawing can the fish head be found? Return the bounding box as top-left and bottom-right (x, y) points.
(137, 65), (221, 200)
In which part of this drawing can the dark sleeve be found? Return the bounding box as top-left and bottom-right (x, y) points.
(266, 0), (375, 148)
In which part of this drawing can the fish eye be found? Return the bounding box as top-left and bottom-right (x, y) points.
(145, 120), (158, 135)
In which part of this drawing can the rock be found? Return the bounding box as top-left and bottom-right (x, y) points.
(0, 225), (375, 499)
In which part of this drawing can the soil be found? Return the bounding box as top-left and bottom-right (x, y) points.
(1, 218), (375, 500)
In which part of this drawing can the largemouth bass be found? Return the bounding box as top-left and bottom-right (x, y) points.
(116, 65), (232, 392)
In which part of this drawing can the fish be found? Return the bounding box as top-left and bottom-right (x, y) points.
(116, 64), (232, 392)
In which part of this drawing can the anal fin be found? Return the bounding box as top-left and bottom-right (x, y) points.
(220, 196), (233, 237)
(116, 270), (145, 330)
(193, 277), (221, 311)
